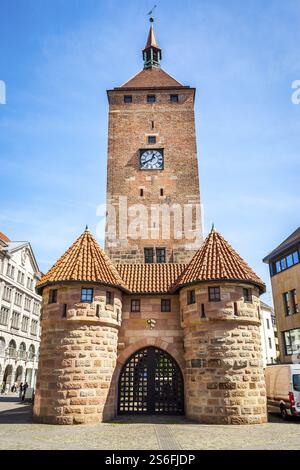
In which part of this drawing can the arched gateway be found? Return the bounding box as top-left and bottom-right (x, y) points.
(118, 347), (184, 415)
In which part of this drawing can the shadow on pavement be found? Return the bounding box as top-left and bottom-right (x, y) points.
(0, 396), (21, 403)
(0, 395), (33, 424)
(0, 404), (33, 424)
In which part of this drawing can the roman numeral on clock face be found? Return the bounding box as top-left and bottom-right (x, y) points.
(140, 149), (164, 170)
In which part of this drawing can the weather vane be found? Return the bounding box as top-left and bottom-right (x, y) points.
(147, 4), (157, 23)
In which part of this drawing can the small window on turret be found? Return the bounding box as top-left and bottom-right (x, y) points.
(187, 290), (196, 305)
(124, 95), (132, 103)
(243, 288), (252, 303)
(81, 288), (93, 303)
(208, 287), (220, 302)
(161, 299), (171, 312)
(49, 289), (57, 304)
(106, 291), (114, 305)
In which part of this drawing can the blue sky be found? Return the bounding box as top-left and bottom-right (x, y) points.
(1, 0), (300, 302)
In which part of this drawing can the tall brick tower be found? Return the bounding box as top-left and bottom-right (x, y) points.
(105, 18), (203, 264)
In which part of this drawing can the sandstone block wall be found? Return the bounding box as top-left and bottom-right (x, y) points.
(181, 283), (267, 424)
(33, 284), (122, 424)
(117, 293), (184, 371)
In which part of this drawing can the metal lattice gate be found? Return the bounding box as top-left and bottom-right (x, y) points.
(118, 347), (184, 415)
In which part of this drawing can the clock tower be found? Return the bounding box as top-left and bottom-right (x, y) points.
(105, 19), (203, 264)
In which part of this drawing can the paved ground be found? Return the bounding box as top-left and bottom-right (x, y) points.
(0, 395), (300, 450)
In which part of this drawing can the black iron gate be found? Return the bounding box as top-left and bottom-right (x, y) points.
(118, 346), (184, 415)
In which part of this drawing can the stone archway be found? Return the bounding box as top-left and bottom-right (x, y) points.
(3, 365), (13, 389)
(15, 366), (23, 385)
(118, 346), (184, 415)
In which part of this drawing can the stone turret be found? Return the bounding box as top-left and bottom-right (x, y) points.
(33, 228), (127, 424)
(175, 228), (267, 425)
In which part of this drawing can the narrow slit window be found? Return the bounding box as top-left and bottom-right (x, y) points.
(96, 305), (100, 318)
(62, 304), (67, 318)
(201, 304), (206, 318)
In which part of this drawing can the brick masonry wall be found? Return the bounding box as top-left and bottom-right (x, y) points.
(105, 88), (203, 264)
(33, 284), (122, 424)
(181, 283), (267, 424)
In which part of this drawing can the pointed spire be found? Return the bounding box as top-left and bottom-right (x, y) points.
(145, 23), (159, 49)
(143, 18), (162, 69)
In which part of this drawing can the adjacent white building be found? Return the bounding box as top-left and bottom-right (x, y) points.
(260, 301), (279, 367)
(0, 232), (41, 391)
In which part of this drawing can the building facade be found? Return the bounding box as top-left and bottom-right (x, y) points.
(33, 20), (267, 426)
(263, 227), (300, 363)
(260, 301), (279, 367)
(0, 232), (41, 391)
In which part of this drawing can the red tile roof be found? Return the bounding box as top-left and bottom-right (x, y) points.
(0, 231), (10, 243)
(37, 228), (127, 290)
(37, 229), (265, 294)
(117, 263), (186, 294)
(119, 67), (184, 89)
(174, 229), (265, 292)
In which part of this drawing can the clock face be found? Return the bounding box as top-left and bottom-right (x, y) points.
(140, 149), (164, 170)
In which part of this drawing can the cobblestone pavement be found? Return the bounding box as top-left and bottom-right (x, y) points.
(0, 395), (300, 450)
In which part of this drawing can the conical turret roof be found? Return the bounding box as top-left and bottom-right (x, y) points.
(174, 228), (265, 292)
(37, 228), (128, 291)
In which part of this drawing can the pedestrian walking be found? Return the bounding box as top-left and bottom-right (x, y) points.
(19, 382), (23, 400)
(22, 382), (28, 402)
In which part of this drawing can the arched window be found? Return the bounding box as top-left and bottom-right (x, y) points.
(19, 342), (26, 360)
(28, 344), (35, 360)
(8, 340), (17, 358)
(0, 337), (5, 355)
